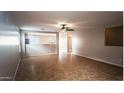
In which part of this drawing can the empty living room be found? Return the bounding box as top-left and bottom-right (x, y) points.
(0, 11), (123, 81)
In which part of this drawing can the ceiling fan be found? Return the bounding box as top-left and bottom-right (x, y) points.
(60, 24), (74, 32)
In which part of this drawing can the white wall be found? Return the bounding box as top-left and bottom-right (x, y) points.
(0, 12), (20, 80)
(72, 26), (123, 67)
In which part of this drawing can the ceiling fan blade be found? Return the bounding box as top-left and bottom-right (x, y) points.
(66, 27), (74, 31)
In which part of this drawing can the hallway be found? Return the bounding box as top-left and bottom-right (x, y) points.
(15, 54), (123, 81)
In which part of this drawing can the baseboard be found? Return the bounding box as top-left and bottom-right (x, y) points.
(26, 53), (57, 57)
(12, 58), (21, 81)
(73, 53), (122, 67)
(0, 77), (13, 81)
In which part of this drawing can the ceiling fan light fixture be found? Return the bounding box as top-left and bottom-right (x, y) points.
(61, 29), (66, 32)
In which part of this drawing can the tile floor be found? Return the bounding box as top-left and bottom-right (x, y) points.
(15, 54), (123, 81)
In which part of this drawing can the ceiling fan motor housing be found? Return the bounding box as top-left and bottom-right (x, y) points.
(60, 24), (67, 29)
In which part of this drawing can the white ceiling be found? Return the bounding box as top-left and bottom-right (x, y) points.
(9, 11), (123, 32)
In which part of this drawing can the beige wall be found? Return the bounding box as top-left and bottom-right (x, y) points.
(0, 12), (20, 80)
(72, 26), (123, 67)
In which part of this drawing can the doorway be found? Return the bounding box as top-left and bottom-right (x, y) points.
(59, 31), (72, 54)
(25, 32), (57, 56)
